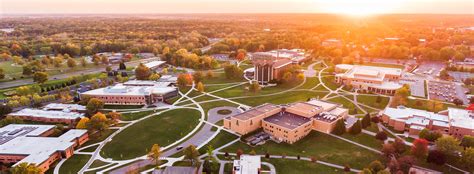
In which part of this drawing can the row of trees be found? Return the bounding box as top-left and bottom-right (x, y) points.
(162, 49), (219, 70)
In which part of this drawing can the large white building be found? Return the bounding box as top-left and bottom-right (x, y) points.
(251, 49), (310, 64)
(335, 64), (403, 95)
(80, 80), (178, 105)
(0, 124), (88, 172)
(381, 106), (474, 139)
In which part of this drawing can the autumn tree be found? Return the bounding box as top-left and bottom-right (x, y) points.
(224, 64), (243, 79)
(10, 162), (41, 174)
(67, 58), (76, 68)
(177, 73), (193, 88)
(460, 147), (474, 171)
(81, 57), (87, 67)
(361, 113), (371, 128)
(135, 63), (151, 80)
(107, 111), (121, 124)
(426, 100), (444, 112)
(148, 144), (161, 166)
(76, 117), (90, 129)
(86, 98), (104, 115)
(87, 112), (109, 136)
(411, 138), (429, 158)
(33, 72), (48, 84)
(0, 68), (5, 79)
(461, 135), (474, 148)
(375, 131), (388, 141)
(196, 82), (205, 92)
(248, 81), (261, 93)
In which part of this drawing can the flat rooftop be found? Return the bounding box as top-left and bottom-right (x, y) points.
(81, 83), (176, 96)
(336, 64), (402, 81)
(306, 100), (338, 111)
(144, 61), (166, 68)
(0, 124), (87, 166)
(43, 103), (86, 111)
(9, 108), (84, 120)
(264, 112), (312, 130)
(233, 103), (280, 120)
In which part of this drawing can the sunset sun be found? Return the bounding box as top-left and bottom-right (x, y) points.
(321, 0), (407, 16)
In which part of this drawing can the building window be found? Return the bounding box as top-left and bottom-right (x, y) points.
(236, 120), (239, 126)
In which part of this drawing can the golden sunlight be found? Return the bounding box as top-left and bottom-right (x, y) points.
(321, 0), (408, 16)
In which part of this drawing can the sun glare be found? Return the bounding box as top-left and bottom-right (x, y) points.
(321, 0), (407, 17)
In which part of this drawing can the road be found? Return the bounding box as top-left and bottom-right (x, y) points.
(0, 57), (159, 89)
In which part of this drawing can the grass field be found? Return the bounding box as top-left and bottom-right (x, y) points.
(406, 98), (463, 112)
(264, 158), (344, 174)
(58, 154), (91, 174)
(222, 131), (382, 169)
(297, 77), (321, 90)
(101, 109), (200, 160)
(82, 129), (117, 147)
(202, 72), (246, 84)
(120, 110), (155, 121)
(328, 96), (362, 115)
(212, 81), (302, 99)
(320, 75), (340, 90)
(357, 95), (390, 109)
(340, 133), (383, 149)
(355, 62), (405, 69)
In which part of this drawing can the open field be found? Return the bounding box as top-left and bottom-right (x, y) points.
(101, 109), (200, 160)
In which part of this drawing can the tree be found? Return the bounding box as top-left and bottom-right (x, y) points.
(192, 71), (204, 83)
(368, 160), (385, 173)
(33, 72), (48, 84)
(87, 112), (109, 136)
(183, 145), (200, 166)
(135, 63), (151, 80)
(0, 104), (12, 117)
(382, 143), (396, 157)
(224, 64), (243, 79)
(411, 138), (429, 158)
(375, 132), (388, 141)
(206, 70), (214, 78)
(81, 57), (87, 67)
(107, 111), (121, 123)
(149, 73), (161, 81)
(460, 147), (474, 171)
(76, 117), (90, 129)
(101, 55), (109, 65)
(67, 58), (76, 68)
(86, 98), (104, 115)
(426, 99), (444, 112)
(461, 135), (474, 148)
(393, 138), (407, 154)
(361, 113), (371, 128)
(332, 119), (345, 135)
(22, 65), (33, 76)
(177, 73), (193, 88)
(119, 62), (127, 70)
(453, 98), (463, 106)
(0, 68), (5, 79)
(10, 162), (41, 174)
(248, 81), (261, 93)
(435, 136), (461, 158)
(105, 66), (112, 72)
(0, 116), (24, 128)
(236, 149), (244, 159)
(196, 82), (205, 92)
(148, 144), (161, 166)
(427, 150), (447, 165)
(349, 120), (362, 134)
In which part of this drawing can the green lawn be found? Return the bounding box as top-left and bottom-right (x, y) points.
(80, 145), (99, 153)
(340, 133), (383, 149)
(202, 72), (246, 84)
(58, 154), (91, 174)
(199, 100), (239, 115)
(213, 81), (302, 99)
(101, 109), (201, 160)
(234, 91), (328, 107)
(264, 158), (344, 174)
(222, 131), (382, 169)
(89, 160), (110, 168)
(406, 98), (464, 112)
(297, 77), (320, 90)
(357, 95), (389, 109)
(198, 131), (238, 155)
(120, 110), (155, 121)
(321, 75), (340, 90)
(328, 96), (362, 115)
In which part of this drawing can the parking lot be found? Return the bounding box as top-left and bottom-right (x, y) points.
(427, 80), (468, 104)
(413, 61), (446, 79)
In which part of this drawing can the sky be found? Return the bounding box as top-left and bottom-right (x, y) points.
(1, 0), (473, 15)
